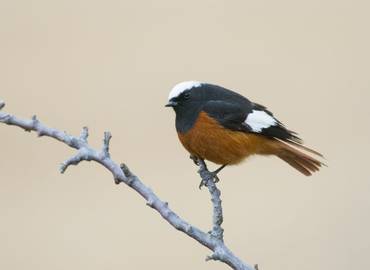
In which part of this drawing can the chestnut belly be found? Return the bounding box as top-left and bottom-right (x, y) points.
(177, 112), (275, 165)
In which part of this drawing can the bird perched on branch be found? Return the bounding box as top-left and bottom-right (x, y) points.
(166, 81), (324, 179)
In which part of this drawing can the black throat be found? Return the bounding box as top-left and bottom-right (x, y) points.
(174, 101), (203, 134)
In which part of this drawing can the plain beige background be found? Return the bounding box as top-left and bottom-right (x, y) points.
(1, 1), (369, 269)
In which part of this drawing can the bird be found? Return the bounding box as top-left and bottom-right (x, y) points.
(165, 81), (324, 179)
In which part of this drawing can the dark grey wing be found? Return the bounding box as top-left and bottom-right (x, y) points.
(202, 100), (252, 132)
(203, 100), (302, 144)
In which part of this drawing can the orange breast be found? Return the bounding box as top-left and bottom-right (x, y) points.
(178, 112), (276, 165)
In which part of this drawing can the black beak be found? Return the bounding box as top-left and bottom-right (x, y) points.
(165, 101), (178, 107)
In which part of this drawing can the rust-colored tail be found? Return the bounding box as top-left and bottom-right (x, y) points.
(276, 140), (324, 176)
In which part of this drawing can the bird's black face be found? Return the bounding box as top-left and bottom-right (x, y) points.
(165, 90), (194, 111)
(165, 87), (205, 133)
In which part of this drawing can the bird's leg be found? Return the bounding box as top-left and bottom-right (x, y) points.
(197, 159), (210, 189)
(197, 159), (227, 189)
(189, 154), (200, 166)
(211, 164), (227, 183)
(190, 157), (211, 189)
(199, 179), (208, 189)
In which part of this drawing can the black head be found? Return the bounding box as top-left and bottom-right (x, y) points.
(165, 81), (203, 111)
(165, 81), (207, 132)
(166, 81), (250, 110)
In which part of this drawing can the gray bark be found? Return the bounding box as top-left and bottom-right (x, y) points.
(0, 100), (257, 270)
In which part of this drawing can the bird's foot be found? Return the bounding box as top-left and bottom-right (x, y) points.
(212, 164), (227, 178)
(198, 171), (220, 189)
(198, 178), (208, 189)
(199, 164), (227, 189)
(194, 158), (227, 189)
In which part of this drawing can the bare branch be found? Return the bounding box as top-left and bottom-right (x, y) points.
(197, 159), (224, 241)
(0, 102), (255, 270)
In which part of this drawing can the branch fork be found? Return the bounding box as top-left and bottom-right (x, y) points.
(0, 100), (256, 270)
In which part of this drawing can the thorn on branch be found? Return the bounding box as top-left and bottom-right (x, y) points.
(206, 253), (218, 262)
(113, 177), (121, 185)
(205, 255), (212, 261)
(30, 115), (42, 134)
(31, 115), (45, 136)
(32, 115), (39, 126)
(205, 247), (227, 264)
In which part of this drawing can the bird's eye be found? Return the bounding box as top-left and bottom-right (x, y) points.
(184, 92), (190, 99)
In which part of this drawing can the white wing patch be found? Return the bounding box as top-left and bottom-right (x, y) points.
(168, 81), (202, 101)
(245, 110), (277, 132)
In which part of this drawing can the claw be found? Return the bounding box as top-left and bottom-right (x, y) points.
(199, 171), (220, 189)
(199, 179), (207, 189)
(197, 161), (227, 189)
(213, 174), (220, 183)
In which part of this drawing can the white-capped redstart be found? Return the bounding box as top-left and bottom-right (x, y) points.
(166, 81), (324, 176)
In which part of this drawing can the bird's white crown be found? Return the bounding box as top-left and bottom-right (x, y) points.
(168, 81), (202, 101)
